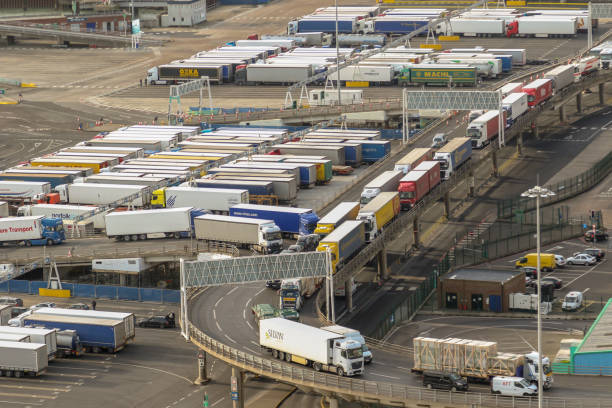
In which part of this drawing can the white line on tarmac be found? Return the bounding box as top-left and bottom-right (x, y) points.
(583, 288), (590, 294)
(251, 340), (259, 347)
(564, 260), (605, 287)
(211, 397), (226, 407)
(255, 288), (266, 297)
(227, 287), (238, 296)
(215, 320), (222, 332)
(246, 320), (253, 331)
(214, 297), (224, 308)
(212, 309), (216, 320)
(517, 333), (535, 350)
(224, 334), (237, 344)
(0, 400), (42, 406)
(369, 373), (400, 380)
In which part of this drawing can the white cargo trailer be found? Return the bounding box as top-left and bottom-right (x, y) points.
(544, 65), (575, 91)
(487, 49), (527, 66)
(0, 326), (57, 359)
(237, 64), (313, 85)
(154, 186), (249, 213)
(56, 183), (151, 207)
(0, 341), (48, 376)
(360, 170), (403, 205)
(499, 82), (523, 98)
(0, 201), (8, 218)
(0, 180), (51, 198)
(512, 17), (577, 37)
(436, 18), (507, 36)
(337, 64), (395, 84)
(17, 204), (108, 230)
(259, 318), (364, 376)
(502, 92), (528, 126)
(105, 207), (200, 241)
(194, 214), (283, 254)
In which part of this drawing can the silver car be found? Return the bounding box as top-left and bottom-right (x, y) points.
(566, 254), (596, 266)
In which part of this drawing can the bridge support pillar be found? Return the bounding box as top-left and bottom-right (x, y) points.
(516, 131), (523, 156)
(194, 350), (210, 385)
(327, 397), (339, 408)
(377, 248), (388, 281)
(443, 192), (450, 219)
(532, 124), (539, 140)
(491, 150), (498, 178)
(231, 367), (245, 408)
(468, 169), (475, 198)
(599, 83), (605, 105)
(576, 92), (583, 113)
(559, 105), (566, 123)
(412, 217), (420, 248)
(345, 277), (353, 312)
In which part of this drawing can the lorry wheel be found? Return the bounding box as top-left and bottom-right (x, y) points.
(337, 367), (344, 377)
(131, 235), (139, 241)
(47, 239), (53, 246)
(451, 386), (457, 392)
(124, 235), (131, 241)
(173, 232), (181, 239)
(285, 353), (291, 362)
(313, 362), (322, 372)
(278, 351), (285, 360)
(25, 241), (32, 247)
(139, 234), (146, 240)
(427, 384), (432, 389)
(272, 350), (279, 359)
(14, 371), (23, 378)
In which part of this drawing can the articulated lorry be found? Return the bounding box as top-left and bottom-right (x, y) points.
(259, 318), (364, 377)
(394, 148), (433, 174)
(105, 207), (206, 241)
(23, 314), (129, 353)
(17, 204), (108, 230)
(0, 180), (51, 199)
(0, 216), (65, 247)
(413, 337), (553, 389)
(33, 308), (135, 341)
(467, 110), (506, 149)
(0, 326), (58, 359)
(502, 93), (528, 127)
(317, 220), (365, 273)
(229, 204), (318, 236)
(433, 137), (472, 180)
(314, 201), (360, 236)
(151, 186), (249, 213)
(147, 64), (224, 85)
(0, 341), (48, 377)
(357, 191), (400, 242)
(194, 214), (282, 254)
(360, 170), (403, 205)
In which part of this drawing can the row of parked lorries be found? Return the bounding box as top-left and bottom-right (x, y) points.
(0, 306), (134, 377)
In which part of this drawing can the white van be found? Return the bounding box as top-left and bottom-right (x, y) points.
(491, 376), (537, 397)
(562, 291), (583, 311)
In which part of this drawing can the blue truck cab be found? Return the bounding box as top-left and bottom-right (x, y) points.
(183, 208), (208, 238)
(36, 218), (65, 246)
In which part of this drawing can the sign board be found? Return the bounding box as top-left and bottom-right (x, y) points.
(231, 392), (239, 401)
(132, 19), (141, 34)
(67, 17), (87, 22)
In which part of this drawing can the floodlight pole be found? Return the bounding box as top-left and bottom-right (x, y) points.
(588, 2), (593, 50)
(335, 1), (341, 106)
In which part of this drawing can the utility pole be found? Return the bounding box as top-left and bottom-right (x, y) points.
(335, 1), (341, 107)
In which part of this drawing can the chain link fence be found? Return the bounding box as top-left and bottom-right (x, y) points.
(498, 152), (612, 219)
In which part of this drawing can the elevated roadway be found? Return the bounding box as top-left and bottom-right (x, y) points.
(0, 23), (166, 47)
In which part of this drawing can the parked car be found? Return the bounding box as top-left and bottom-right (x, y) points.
(69, 303), (90, 310)
(0, 297), (23, 307)
(583, 248), (605, 261)
(541, 276), (563, 289)
(137, 313), (176, 328)
(520, 266), (538, 278)
(30, 302), (56, 310)
(280, 244), (303, 254)
(562, 291), (583, 311)
(584, 230), (608, 242)
(566, 253), (597, 266)
(553, 255), (566, 267)
(423, 371), (468, 392)
(296, 234), (320, 252)
(265, 279), (282, 290)
(10, 306), (28, 318)
(431, 133), (448, 148)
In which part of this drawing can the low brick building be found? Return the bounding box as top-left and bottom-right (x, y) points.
(438, 268), (525, 313)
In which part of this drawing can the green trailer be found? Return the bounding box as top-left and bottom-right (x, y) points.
(398, 65), (477, 87)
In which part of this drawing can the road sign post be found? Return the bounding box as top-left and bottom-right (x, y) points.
(194, 350), (210, 385)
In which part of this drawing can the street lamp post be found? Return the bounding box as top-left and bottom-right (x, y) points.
(521, 184), (555, 407)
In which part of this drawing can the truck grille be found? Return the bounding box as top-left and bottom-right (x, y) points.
(352, 362), (362, 370)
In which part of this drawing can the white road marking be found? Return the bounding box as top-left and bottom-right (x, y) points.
(243, 309), (246, 320)
(246, 320), (254, 330)
(211, 397), (226, 407)
(396, 366), (413, 371)
(227, 287), (238, 296)
(255, 288), (266, 297)
(517, 333), (535, 350)
(564, 260), (605, 287)
(214, 297), (224, 308)
(215, 320), (222, 332)
(224, 334), (237, 344)
(212, 309), (216, 320)
(251, 340), (259, 347)
(583, 287), (590, 294)
(369, 373), (400, 380)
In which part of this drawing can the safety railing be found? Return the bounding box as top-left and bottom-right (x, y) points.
(188, 323), (612, 407)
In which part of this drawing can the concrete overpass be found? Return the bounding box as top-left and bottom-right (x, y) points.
(0, 23), (166, 46)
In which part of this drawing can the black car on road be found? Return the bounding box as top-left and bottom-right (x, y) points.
(585, 230), (609, 242)
(137, 313), (176, 329)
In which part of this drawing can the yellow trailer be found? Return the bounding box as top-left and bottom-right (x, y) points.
(314, 201), (360, 236)
(29, 158), (105, 174)
(356, 192), (400, 242)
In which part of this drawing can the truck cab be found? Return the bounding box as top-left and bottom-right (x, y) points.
(146, 67), (162, 85)
(523, 351), (553, 389)
(259, 222), (283, 254)
(356, 211), (377, 242)
(150, 188), (167, 208)
(40, 218), (65, 245)
(360, 188), (380, 205)
(331, 338), (364, 376)
(433, 153), (452, 180)
(323, 324), (372, 364)
(279, 279), (303, 311)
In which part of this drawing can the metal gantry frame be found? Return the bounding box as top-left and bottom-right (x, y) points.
(588, 3), (612, 49)
(402, 89), (505, 147)
(168, 77), (214, 125)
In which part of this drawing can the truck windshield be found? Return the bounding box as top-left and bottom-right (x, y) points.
(565, 296), (577, 303)
(360, 196), (371, 205)
(436, 159), (449, 170)
(467, 128), (480, 139)
(399, 191), (415, 199)
(527, 94), (535, 103)
(265, 231), (281, 241)
(347, 348), (363, 359)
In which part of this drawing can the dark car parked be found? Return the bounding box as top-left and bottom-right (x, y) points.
(265, 279), (282, 290)
(0, 297), (23, 307)
(137, 313), (176, 329)
(583, 248), (605, 261)
(541, 277), (563, 289)
(423, 371), (468, 392)
(10, 307), (28, 318)
(585, 230), (609, 242)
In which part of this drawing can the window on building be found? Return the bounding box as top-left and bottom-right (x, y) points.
(173, 17), (176, 22)
(181, 17), (185, 22)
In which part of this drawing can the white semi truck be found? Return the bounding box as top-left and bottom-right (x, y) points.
(259, 318), (364, 376)
(194, 214), (282, 254)
(17, 204), (109, 230)
(105, 207), (206, 241)
(55, 183), (152, 207)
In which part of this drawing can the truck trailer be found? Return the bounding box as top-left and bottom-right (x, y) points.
(229, 204), (318, 236)
(502, 93), (528, 127)
(521, 78), (553, 107)
(151, 186), (249, 213)
(433, 137), (472, 180)
(317, 220), (365, 273)
(17, 204), (108, 230)
(259, 318), (364, 376)
(0, 181), (51, 199)
(394, 148), (433, 174)
(314, 202), (360, 236)
(55, 183), (152, 207)
(0, 216), (65, 247)
(360, 170), (403, 205)
(105, 207), (206, 241)
(544, 65), (575, 91)
(0, 326), (58, 359)
(357, 192), (400, 242)
(190, 179), (274, 197)
(0, 341), (48, 377)
(467, 110), (505, 148)
(507, 17), (577, 37)
(194, 214), (282, 254)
